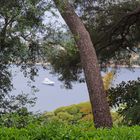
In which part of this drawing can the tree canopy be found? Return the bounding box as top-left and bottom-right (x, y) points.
(1, 0), (140, 89)
(0, 0), (50, 115)
(0, 0), (50, 93)
(44, 0), (140, 87)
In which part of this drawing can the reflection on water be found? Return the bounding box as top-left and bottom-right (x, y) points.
(10, 66), (140, 112)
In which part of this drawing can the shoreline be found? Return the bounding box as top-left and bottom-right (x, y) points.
(105, 65), (140, 68)
(35, 62), (140, 68)
(9, 62), (140, 68)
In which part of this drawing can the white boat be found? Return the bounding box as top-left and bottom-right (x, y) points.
(42, 77), (55, 85)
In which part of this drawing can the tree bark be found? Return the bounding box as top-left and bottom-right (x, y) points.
(53, 0), (113, 128)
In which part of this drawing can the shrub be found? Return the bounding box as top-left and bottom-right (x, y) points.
(47, 102), (93, 123)
(0, 107), (39, 128)
(0, 121), (140, 140)
(108, 78), (140, 125)
(44, 102), (122, 125)
(57, 112), (74, 122)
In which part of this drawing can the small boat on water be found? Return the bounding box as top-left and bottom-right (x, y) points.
(42, 77), (55, 85)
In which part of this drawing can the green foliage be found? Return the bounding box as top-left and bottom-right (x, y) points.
(108, 78), (140, 125)
(0, 121), (139, 139)
(46, 0), (140, 86)
(0, 92), (36, 115)
(46, 37), (115, 88)
(45, 39), (82, 88)
(0, 0), (52, 117)
(0, 0), (56, 93)
(0, 107), (37, 128)
(111, 112), (123, 126)
(74, 0), (140, 63)
(0, 101), (129, 139)
(56, 112), (74, 122)
(0, 0), (47, 63)
(1, 0), (140, 92)
(54, 104), (79, 115)
(44, 102), (121, 125)
(42, 102), (93, 124)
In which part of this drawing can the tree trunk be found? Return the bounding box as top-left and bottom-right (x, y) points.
(54, 0), (113, 128)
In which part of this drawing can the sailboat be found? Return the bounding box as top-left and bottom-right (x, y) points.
(42, 77), (55, 85)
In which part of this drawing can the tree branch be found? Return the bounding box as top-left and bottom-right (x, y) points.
(96, 6), (140, 52)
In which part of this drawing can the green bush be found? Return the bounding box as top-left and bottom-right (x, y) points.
(108, 78), (140, 125)
(57, 112), (74, 122)
(0, 107), (39, 128)
(44, 102), (122, 125)
(45, 102), (123, 125)
(44, 104), (85, 124)
(0, 120), (139, 140)
(54, 105), (79, 115)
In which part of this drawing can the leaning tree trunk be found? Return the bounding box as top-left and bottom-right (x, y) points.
(54, 0), (112, 128)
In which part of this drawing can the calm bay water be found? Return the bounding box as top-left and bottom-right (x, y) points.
(10, 66), (140, 112)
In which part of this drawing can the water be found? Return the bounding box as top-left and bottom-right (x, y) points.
(10, 66), (140, 112)
(11, 66), (89, 112)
